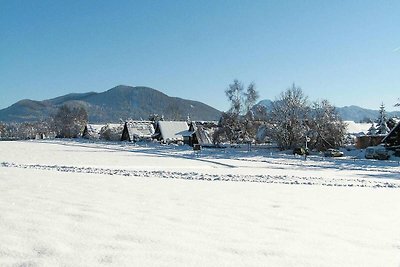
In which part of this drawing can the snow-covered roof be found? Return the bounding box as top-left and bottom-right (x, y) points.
(382, 121), (400, 143)
(82, 124), (105, 139)
(195, 126), (214, 146)
(157, 121), (189, 142)
(86, 124), (104, 133)
(124, 121), (155, 140)
(187, 121), (218, 146)
(345, 121), (371, 135)
(106, 123), (124, 129)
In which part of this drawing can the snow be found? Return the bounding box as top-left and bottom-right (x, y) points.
(1, 140), (400, 266)
(345, 121), (371, 135)
(156, 121), (189, 142)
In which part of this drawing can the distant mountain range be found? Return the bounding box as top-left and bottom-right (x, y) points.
(2, 87), (398, 124)
(0, 85), (222, 123)
(256, 99), (400, 122)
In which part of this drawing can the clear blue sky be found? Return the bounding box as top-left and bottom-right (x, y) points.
(1, 0), (399, 111)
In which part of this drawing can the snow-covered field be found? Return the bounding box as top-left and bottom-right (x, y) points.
(1, 140), (400, 266)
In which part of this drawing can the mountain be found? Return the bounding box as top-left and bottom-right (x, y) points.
(336, 105), (400, 122)
(0, 85), (222, 123)
(256, 99), (400, 122)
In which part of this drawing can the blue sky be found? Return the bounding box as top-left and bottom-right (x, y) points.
(1, 0), (399, 111)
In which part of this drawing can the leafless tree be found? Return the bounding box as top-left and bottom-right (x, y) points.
(216, 79), (260, 144)
(54, 104), (88, 138)
(269, 84), (309, 150)
(308, 99), (347, 150)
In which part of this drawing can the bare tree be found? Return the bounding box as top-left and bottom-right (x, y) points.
(0, 123), (5, 139)
(216, 79), (260, 144)
(269, 84), (309, 150)
(54, 104), (88, 138)
(225, 79), (244, 115)
(308, 100), (347, 150)
(244, 82), (259, 114)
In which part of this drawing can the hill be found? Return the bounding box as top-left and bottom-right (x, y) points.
(0, 85), (222, 123)
(256, 99), (400, 122)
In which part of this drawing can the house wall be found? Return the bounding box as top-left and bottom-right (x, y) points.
(355, 135), (385, 149)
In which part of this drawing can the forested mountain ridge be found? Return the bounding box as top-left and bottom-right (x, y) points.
(0, 85), (222, 123)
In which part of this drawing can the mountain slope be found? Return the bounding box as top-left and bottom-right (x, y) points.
(256, 99), (400, 122)
(0, 85), (222, 123)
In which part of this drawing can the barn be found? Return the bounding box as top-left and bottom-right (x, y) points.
(184, 121), (218, 147)
(154, 121), (189, 143)
(382, 122), (400, 148)
(82, 124), (104, 140)
(121, 120), (155, 142)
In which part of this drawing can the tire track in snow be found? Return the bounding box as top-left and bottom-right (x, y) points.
(1, 162), (399, 189)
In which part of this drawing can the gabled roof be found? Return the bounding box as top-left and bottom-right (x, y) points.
(86, 124), (104, 133)
(82, 124), (104, 139)
(195, 126), (214, 146)
(186, 121), (219, 146)
(156, 121), (189, 142)
(382, 121), (400, 144)
(122, 120), (155, 141)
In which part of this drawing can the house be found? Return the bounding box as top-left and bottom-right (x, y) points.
(355, 135), (386, 149)
(82, 124), (104, 140)
(382, 122), (400, 148)
(344, 121), (372, 147)
(154, 121), (189, 143)
(184, 121), (218, 147)
(121, 120), (155, 142)
(353, 121), (389, 149)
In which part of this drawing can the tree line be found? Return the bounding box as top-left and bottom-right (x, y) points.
(215, 80), (347, 151)
(0, 105), (88, 140)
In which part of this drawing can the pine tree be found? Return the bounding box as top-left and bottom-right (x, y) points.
(376, 103), (390, 135)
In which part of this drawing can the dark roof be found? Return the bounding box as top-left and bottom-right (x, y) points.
(382, 122), (400, 145)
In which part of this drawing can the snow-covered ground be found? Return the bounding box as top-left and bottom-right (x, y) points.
(1, 140), (400, 266)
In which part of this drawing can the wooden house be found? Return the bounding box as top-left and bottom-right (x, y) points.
(82, 124), (104, 140)
(154, 121), (189, 143)
(121, 120), (155, 142)
(355, 135), (386, 149)
(184, 121), (218, 147)
(382, 122), (400, 148)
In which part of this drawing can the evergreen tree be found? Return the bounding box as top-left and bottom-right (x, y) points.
(376, 103), (390, 134)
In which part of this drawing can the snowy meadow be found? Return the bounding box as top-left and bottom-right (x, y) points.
(1, 140), (400, 266)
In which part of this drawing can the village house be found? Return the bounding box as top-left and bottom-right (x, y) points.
(184, 121), (218, 147)
(354, 122), (387, 149)
(154, 121), (189, 144)
(121, 120), (155, 142)
(82, 124), (104, 140)
(382, 122), (400, 148)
